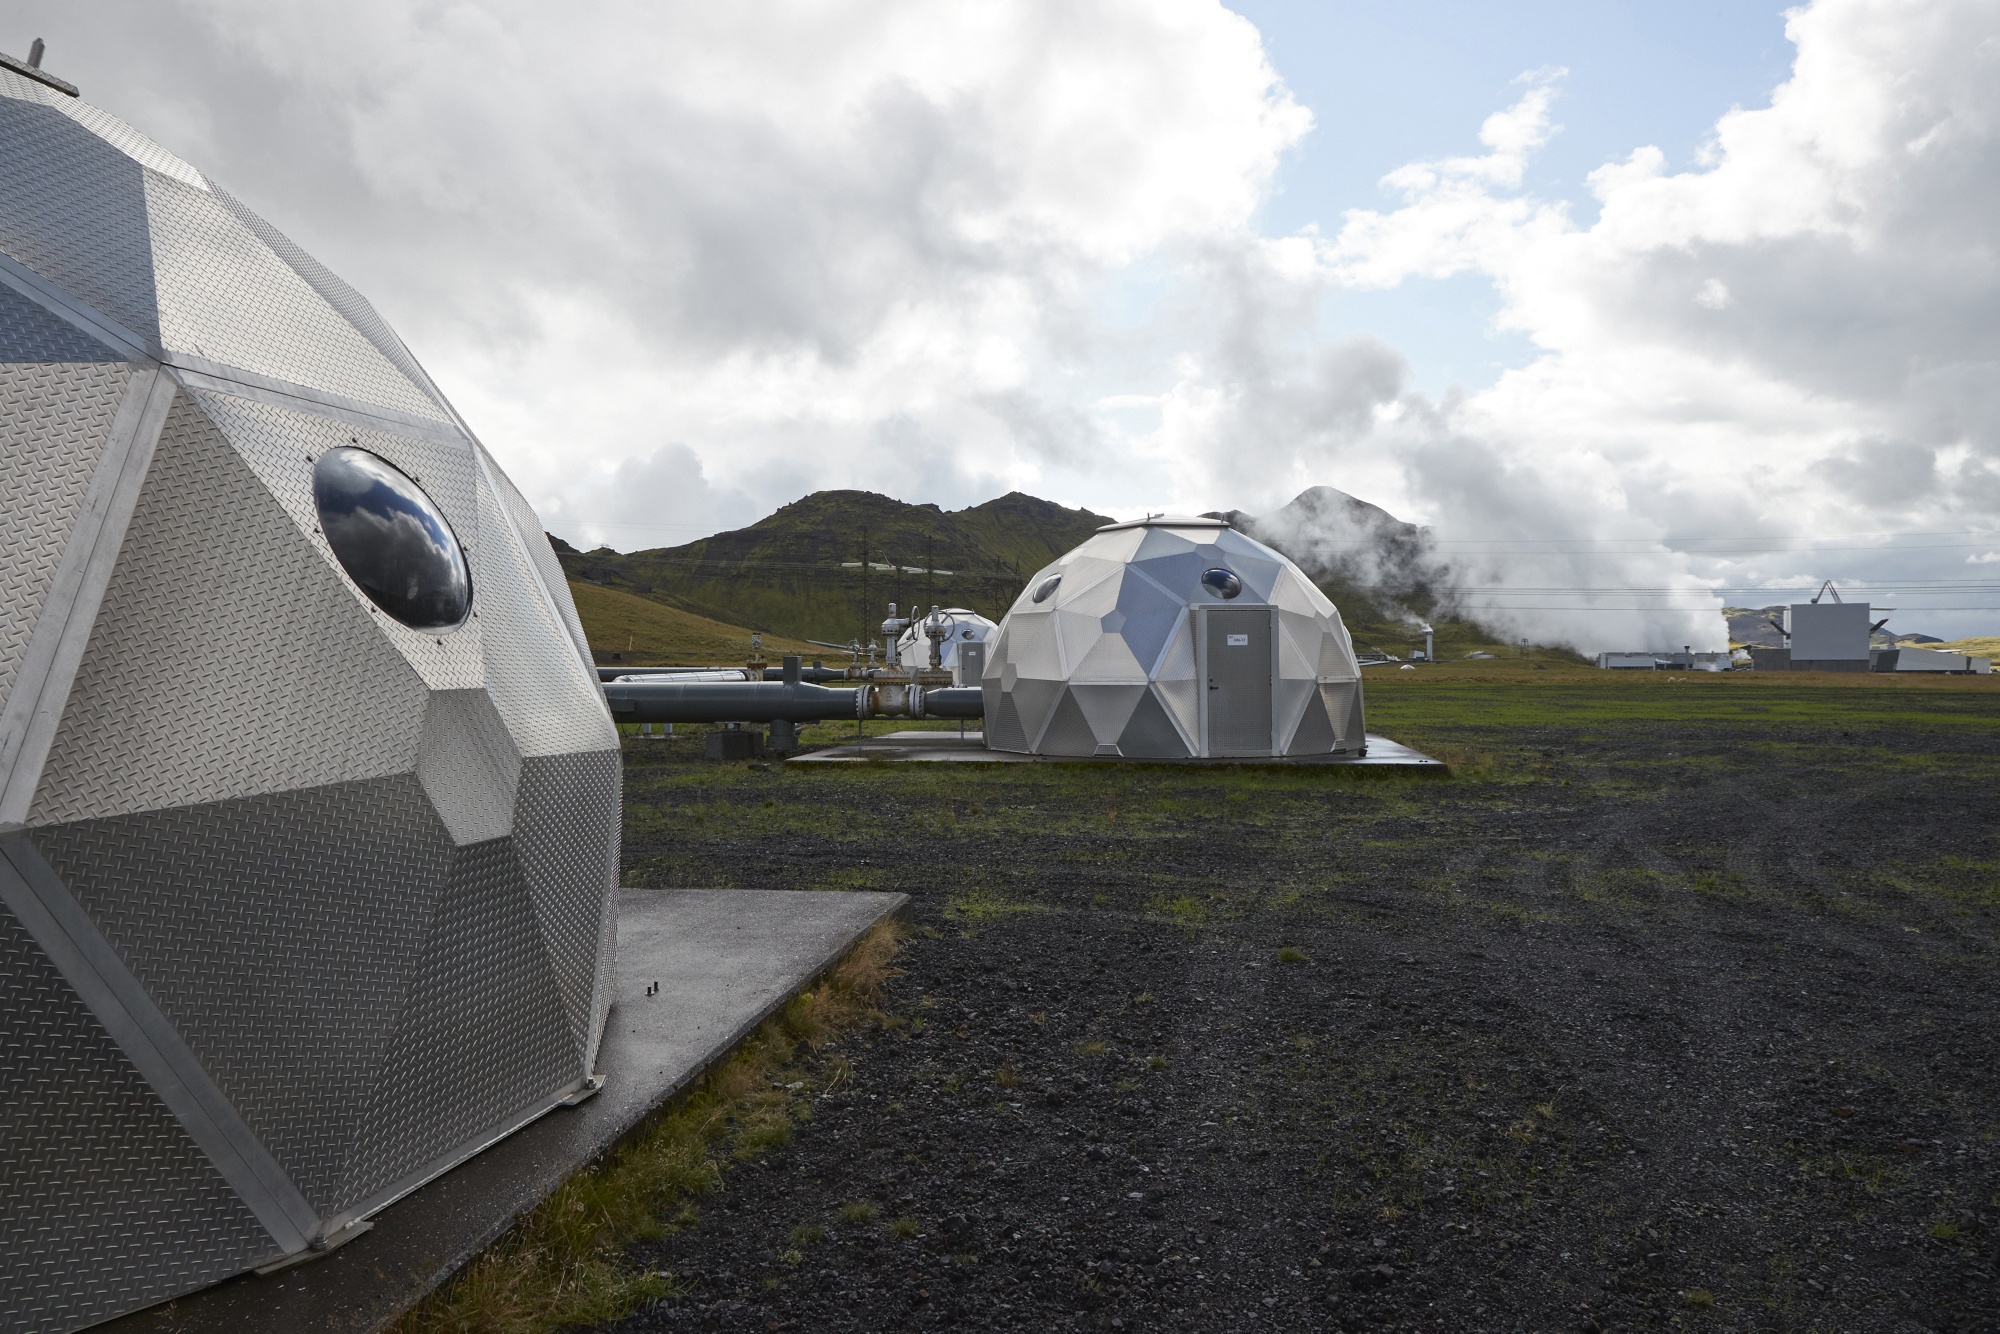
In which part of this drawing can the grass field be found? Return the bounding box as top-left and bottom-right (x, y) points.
(421, 669), (2000, 1333)
(617, 669), (1999, 1332)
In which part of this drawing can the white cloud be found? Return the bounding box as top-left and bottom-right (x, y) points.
(15, 0), (2000, 649)
(1150, 0), (2000, 649)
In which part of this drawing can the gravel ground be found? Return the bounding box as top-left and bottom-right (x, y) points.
(604, 679), (2000, 1333)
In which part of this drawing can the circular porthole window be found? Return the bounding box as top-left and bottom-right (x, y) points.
(1031, 574), (1063, 603)
(1200, 567), (1243, 599)
(313, 447), (471, 630)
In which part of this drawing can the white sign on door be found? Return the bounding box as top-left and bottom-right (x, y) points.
(1226, 633), (1249, 646)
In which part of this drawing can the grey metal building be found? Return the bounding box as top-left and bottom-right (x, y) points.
(0, 63), (619, 1330)
(981, 516), (1365, 758)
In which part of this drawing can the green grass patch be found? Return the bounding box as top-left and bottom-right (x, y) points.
(392, 921), (903, 1334)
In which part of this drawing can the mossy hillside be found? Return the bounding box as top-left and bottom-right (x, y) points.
(553, 488), (1550, 660)
(557, 490), (1114, 646)
(569, 581), (820, 667)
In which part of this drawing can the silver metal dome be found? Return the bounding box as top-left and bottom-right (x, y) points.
(0, 66), (618, 1331)
(981, 516), (1364, 758)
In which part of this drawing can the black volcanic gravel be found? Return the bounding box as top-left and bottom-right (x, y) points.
(603, 689), (2000, 1333)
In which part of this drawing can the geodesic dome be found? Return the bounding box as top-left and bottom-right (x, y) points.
(894, 607), (997, 670)
(0, 67), (618, 1332)
(981, 516), (1364, 759)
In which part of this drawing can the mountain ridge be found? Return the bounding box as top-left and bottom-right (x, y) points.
(553, 485), (1526, 659)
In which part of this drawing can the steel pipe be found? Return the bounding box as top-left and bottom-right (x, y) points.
(603, 679), (860, 724)
(601, 679), (987, 723)
(919, 687), (984, 718)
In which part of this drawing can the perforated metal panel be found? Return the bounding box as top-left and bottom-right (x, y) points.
(1286, 690), (1337, 755)
(1202, 607), (1274, 758)
(986, 691), (1028, 751)
(0, 362), (133, 705)
(340, 838), (582, 1204)
(1329, 679), (1365, 751)
(0, 901), (273, 1334)
(29, 392), (429, 826)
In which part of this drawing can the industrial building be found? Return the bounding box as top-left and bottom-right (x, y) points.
(0, 58), (617, 1331)
(1596, 650), (1732, 671)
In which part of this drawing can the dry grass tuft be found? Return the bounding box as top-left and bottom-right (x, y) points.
(391, 919), (903, 1334)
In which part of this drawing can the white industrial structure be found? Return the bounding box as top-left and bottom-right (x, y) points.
(892, 606), (995, 672)
(980, 516), (1364, 759)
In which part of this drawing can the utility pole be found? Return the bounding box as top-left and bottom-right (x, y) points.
(860, 526), (870, 644)
(926, 533), (934, 611)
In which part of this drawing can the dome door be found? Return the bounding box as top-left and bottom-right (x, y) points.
(1199, 606), (1275, 757)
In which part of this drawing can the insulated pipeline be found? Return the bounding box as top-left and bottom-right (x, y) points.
(601, 679), (988, 723)
(603, 680), (859, 723)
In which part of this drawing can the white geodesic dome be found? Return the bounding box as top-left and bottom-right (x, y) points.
(980, 517), (1365, 759)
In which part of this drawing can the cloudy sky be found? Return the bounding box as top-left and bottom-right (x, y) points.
(14, 0), (2000, 649)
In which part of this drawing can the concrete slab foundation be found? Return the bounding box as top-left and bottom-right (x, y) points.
(789, 731), (1444, 769)
(100, 888), (908, 1334)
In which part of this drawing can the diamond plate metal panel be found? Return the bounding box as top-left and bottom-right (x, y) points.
(0, 93), (159, 342)
(44, 90), (209, 191)
(29, 391), (428, 826)
(475, 479), (617, 760)
(419, 689), (522, 847)
(0, 282), (125, 360)
(341, 837), (581, 1205)
(186, 387), (485, 691)
(479, 442), (595, 666)
(209, 183), (451, 416)
(0, 899), (273, 1334)
(512, 748), (620, 1053)
(0, 362), (133, 708)
(142, 171), (447, 420)
(29, 776), (457, 1216)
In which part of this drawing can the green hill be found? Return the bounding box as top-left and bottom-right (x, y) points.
(555, 490), (1113, 646)
(553, 485), (1555, 662)
(566, 581), (822, 666)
